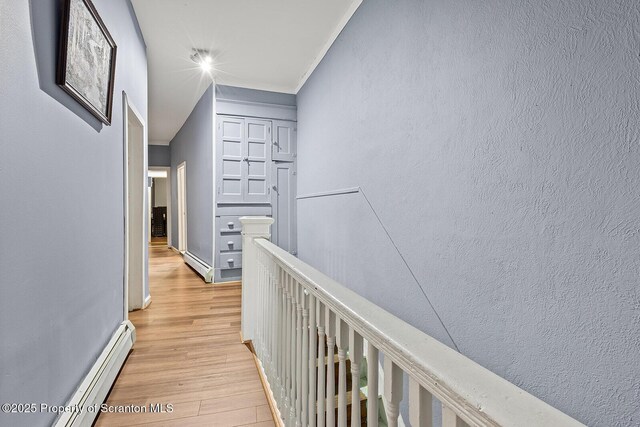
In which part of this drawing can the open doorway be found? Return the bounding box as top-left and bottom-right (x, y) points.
(176, 161), (187, 253)
(148, 167), (171, 247)
(123, 93), (148, 315)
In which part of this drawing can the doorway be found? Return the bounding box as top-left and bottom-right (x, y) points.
(177, 161), (187, 253)
(123, 93), (148, 316)
(148, 167), (171, 247)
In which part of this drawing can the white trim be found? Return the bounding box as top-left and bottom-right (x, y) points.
(183, 251), (213, 283)
(123, 92), (148, 318)
(215, 98), (297, 121)
(149, 166), (172, 247)
(143, 294), (152, 309)
(177, 161), (187, 253)
(53, 320), (136, 427)
(294, 0), (363, 93)
(149, 139), (170, 146)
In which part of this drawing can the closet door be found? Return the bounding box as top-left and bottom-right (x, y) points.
(244, 119), (271, 204)
(272, 120), (296, 161)
(217, 116), (244, 203)
(271, 161), (297, 255)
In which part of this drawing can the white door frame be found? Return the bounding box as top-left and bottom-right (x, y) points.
(148, 166), (172, 247)
(123, 92), (148, 318)
(177, 161), (187, 253)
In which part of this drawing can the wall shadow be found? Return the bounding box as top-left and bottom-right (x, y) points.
(28, 0), (103, 132)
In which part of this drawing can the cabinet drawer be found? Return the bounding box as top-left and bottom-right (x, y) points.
(219, 252), (242, 270)
(220, 234), (242, 252)
(219, 216), (242, 233)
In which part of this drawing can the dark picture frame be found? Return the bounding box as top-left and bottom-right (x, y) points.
(57, 0), (117, 125)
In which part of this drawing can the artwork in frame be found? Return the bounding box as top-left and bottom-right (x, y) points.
(57, 0), (117, 125)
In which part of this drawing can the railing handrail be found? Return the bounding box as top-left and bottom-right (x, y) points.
(254, 237), (585, 427)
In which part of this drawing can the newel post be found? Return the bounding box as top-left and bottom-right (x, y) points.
(240, 216), (274, 342)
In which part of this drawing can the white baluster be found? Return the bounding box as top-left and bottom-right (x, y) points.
(267, 256), (273, 366)
(409, 378), (433, 427)
(278, 267), (286, 408)
(442, 405), (468, 427)
(270, 262), (277, 378)
(296, 282), (303, 427)
(302, 291), (310, 427)
(285, 274), (293, 418)
(278, 269), (287, 409)
(349, 330), (363, 427)
(262, 252), (268, 359)
(308, 293), (317, 427)
(273, 266), (281, 409)
(271, 262), (277, 379)
(336, 319), (349, 427)
(317, 301), (326, 427)
(289, 278), (298, 425)
(325, 307), (336, 427)
(257, 252), (263, 358)
(366, 344), (379, 427)
(264, 256), (271, 373)
(268, 259), (275, 377)
(383, 358), (403, 427)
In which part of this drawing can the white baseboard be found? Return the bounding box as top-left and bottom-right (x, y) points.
(54, 320), (136, 427)
(143, 294), (152, 309)
(183, 251), (213, 283)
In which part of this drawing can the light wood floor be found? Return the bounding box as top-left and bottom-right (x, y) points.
(95, 246), (275, 427)
(150, 236), (168, 246)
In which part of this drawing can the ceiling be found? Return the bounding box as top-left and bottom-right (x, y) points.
(131, 0), (361, 143)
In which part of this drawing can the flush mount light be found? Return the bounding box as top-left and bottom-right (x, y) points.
(190, 48), (213, 72)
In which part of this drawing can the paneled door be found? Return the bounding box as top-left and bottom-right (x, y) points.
(217, 116), (271, 204)
(218, 117), (244, 203)
(271, 161), (297, 255)
(272, 120), (296, 162)
(244, 119), (272, 204)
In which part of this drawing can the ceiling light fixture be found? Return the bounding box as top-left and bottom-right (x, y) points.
(190, 48), (213, 73)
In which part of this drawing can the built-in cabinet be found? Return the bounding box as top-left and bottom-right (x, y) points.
(214, 102), (297, 282)
(217, 117), (272, 204)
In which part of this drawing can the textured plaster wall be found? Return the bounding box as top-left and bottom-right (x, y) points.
(296, 0), (640, 425)
(0, 0), (147, 426)
(170, 85), (214, 265)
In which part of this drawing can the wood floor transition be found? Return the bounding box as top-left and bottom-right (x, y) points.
(95, 245), (275, 427)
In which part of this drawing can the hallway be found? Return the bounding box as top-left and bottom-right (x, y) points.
(95, 246), (275, 427)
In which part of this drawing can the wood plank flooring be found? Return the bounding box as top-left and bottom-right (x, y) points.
(95, 246), (274, 427)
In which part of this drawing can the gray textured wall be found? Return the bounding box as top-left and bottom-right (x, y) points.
(296, 0), (640, 425)
(148, 145), (170, 167)
(170, 85), (214, 265)
(0, 0), (147, 426)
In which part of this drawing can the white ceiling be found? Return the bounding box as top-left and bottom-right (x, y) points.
(131, 0), (361, 143)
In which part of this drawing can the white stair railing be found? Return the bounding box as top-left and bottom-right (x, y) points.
(240, 217), (585, 427)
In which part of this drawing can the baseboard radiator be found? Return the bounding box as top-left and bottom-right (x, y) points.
(183, 251), (214, 282)
(54, 320), (136, 427)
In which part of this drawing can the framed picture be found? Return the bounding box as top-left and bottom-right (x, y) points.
(57, 0), (117, 125)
